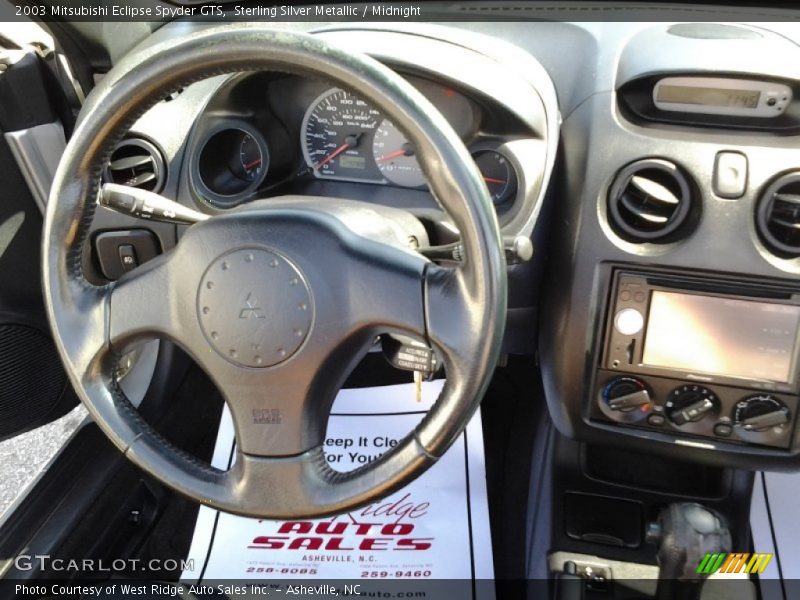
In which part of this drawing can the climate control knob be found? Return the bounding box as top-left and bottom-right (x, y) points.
(600, 376), (652, 422)
(665, 385), (719, 426)
(733, 395), (790, 432)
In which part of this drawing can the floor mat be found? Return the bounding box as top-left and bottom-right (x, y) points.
(181, 381), (494, 598)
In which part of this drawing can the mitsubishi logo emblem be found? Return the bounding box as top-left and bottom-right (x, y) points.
(239, 292), (265, 319)
(199, 249), (311, 367)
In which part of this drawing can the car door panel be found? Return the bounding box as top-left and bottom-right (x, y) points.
(0, 48), (77, 442)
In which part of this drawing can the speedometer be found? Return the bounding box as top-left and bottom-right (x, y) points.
(301, 88), (380, 182)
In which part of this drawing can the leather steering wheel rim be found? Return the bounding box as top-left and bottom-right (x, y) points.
(43, 25), (506, 518)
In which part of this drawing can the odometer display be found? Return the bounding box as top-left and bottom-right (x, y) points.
(339, 155), (366, 170)
(301, 88), (380, 182)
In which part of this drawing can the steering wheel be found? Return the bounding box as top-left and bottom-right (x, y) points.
(43, 26), (506, 518)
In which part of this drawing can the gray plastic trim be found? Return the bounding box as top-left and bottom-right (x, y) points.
(5, 121), (66, 213)
(616, 23), (800, 88)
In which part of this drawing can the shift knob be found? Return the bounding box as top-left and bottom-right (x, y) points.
(648, 503), (731, 581)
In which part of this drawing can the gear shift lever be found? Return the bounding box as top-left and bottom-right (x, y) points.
(646, 503), (732, 600)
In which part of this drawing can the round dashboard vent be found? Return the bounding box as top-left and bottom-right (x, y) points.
(607, 159), (694, 243)
(105, 138), (165, 193)
(756, 172), (800, 258)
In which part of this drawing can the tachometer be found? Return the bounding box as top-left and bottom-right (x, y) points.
(372, 119), (425, 188)
(301, 88), (380, 181)
(472, 150), (517, 205)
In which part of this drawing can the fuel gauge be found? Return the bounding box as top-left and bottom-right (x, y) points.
(238, 132), (265, 182)
(472, 150), (517, 206)
(195, 122), (270, 208)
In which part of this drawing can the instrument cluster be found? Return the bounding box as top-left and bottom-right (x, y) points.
(188, 73), (526, 219)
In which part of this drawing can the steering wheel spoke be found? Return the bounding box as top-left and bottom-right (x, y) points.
(107, 252), (184, 351)
(415, 263), (498, 456)
(424, 264), (477, 362)
(205, 352), (337, 458)
(347, 240), (430, 338)
(222, 436), (434, 519)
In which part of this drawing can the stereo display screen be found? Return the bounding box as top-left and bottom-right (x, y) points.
(643, 291), (800, 384)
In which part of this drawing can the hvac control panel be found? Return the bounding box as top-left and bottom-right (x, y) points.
(591, 272), (800, 449)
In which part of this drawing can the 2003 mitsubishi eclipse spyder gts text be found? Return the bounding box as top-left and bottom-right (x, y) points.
(0, 3), (799, 600)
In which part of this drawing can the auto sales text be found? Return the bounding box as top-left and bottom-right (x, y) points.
(250, 520), (433, 551)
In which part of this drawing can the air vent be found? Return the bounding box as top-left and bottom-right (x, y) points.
(105, 138), (165, 193)
(607, 159), (694, 243)
(756, 172), (800, 258)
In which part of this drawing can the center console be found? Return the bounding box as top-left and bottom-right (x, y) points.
(592, 270), (800, 449)
(537, 21), (800, 473)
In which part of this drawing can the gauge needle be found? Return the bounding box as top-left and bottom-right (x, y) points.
(483, 176), (507, 184)
(314, 143), (350, 169)
(244, 159), (262, 170)
(314, 133), (363, 170)
(376, 143), (415, 163)
(375, 149), (407, 163)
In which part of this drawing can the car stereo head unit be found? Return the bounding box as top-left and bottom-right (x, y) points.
(605, 273), (800, 392)
(596, 272), (800, 449)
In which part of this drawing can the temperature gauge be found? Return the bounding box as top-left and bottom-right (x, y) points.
(472, 150), (518, 206)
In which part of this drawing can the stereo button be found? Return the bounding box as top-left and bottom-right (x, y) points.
(614, 308), (644, 335)
(713, 151), (747, 199)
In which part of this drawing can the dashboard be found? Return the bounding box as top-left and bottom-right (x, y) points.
(84, 16), (800, 471)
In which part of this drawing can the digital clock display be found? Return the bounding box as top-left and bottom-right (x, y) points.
(656, 85), (761, 109)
